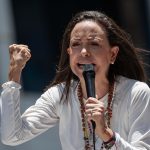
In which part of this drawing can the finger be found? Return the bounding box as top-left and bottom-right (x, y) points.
(9, 45), (18, 54)
(86, 110), (104, 123)
(86, 109), (95, 118)
(18, 46), (30, 53)
(9, 45), (22, 54)
(85, 103), (100, 109)
(85, 101), (104, 109)
(17, 44), (28, 48)
(25, 52), (31, 60)
(9, 44), (29, 52)
(85, 97), (99, 104)
(86, 112), (102, 122)
(85, 108), (104, 115)
(20, 48), (31, 59)
(9, 44), (17, 48)
(11, 44), (28, 48)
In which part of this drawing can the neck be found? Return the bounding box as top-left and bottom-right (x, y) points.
(95, 80), (109, 99)
(80, 77), (109, 99)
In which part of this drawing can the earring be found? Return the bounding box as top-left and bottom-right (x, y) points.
(111, 61), (114, 64)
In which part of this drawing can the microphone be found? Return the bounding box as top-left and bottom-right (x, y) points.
(82, 64), (96, 150)
(82, 64), (96, 130)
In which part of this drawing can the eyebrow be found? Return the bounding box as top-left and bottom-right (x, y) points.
(87, 36), (103, 41)
(70, 37), (103, 42)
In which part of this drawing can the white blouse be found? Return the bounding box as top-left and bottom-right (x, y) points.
(1, 76), (150, 150)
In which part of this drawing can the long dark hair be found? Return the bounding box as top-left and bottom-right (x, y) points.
(48, 10), (148, 100)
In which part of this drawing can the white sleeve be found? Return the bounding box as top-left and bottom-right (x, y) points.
(1, 81), (59, 146)
(110, 83), (150, 150)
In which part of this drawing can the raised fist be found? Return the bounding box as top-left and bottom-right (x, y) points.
(9, 44), (31, 70)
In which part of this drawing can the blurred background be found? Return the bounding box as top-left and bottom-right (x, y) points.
(0, 0), (150, 150)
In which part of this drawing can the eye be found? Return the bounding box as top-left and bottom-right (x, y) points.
(89, 41), (102, 49)
(88, 41), (102, 51)
(90, 42), (100, 46)
(70, 42), (81, 48)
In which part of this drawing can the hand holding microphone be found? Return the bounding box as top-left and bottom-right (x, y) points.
(82, 64), (107, 140)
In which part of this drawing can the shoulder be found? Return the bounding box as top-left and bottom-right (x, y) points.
(116, 76), (150, 104)
(116, 75), (150, 93)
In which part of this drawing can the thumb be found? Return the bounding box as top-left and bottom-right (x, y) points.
(96, 94), (98, 99)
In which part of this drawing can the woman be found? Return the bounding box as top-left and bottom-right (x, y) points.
(1, 11), (150, 150)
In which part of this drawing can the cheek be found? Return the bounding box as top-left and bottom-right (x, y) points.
(69, 54), (75, 65)
(103, 50), (112, 63)
(69, 54), (83, 78)
(94, 52), (111, 73)
(95, 51), (110, 64)
(68, 50), (79, 65)
(68, 55), (76, 71)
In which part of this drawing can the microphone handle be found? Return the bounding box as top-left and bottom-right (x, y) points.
(83, 71), (96, 129)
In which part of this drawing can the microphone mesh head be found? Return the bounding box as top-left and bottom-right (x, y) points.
(83, 64), (94, 72)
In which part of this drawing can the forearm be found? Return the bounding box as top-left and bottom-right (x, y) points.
(8, 65), (22, 83)
(1, 81), (22, 145)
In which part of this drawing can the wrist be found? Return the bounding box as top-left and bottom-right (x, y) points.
(103, 131), (116, 149)
(98, 127), (114, 142)
(9, 66), (22, 83)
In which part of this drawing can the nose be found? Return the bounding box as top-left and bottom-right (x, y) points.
(80, 47), (90, 57)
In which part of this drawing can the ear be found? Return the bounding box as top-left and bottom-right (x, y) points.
(67, 48), (72, 55)
(110, 46), (119, 64)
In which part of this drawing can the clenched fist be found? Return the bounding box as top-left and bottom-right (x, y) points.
(9, 44), (31, 69)
(8, 44), (31, 83)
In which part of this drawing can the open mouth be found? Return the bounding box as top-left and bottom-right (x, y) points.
(77, 63), (96, 69)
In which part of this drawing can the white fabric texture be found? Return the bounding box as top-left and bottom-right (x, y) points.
(1, 76), (150, 150)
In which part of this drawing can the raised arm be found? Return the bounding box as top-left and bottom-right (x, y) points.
(1, 44), (59, 146)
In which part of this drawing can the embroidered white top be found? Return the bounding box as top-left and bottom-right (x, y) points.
(1, 76), (150, 150)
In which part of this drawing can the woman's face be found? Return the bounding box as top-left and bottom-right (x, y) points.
(67, 20), (119, 81)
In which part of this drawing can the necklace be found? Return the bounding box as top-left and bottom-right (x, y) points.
(77, 80), (115, 150)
